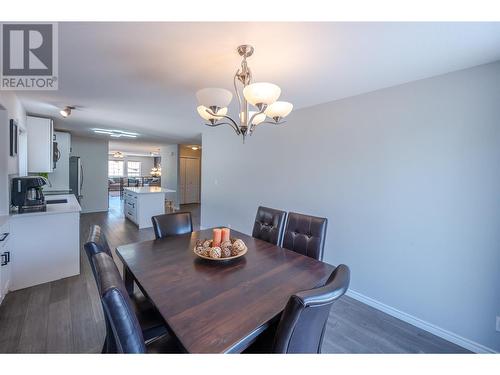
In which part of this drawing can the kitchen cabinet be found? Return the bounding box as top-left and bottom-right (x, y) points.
(27, 115), (54, 173)
(46, 131), (71, 191)
(0, 218), (11, 304)
(9, 195), (81, 290)
(123, 187), (175, 229)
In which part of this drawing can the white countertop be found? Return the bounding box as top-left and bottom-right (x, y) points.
(124, 187), (176, 194)
(9, 194), (82, 218)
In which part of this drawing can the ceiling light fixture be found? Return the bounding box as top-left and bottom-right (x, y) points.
(60, 106), (75, 118)
(92, 128), (139, 138)
(196, 45), (293, 143)
(191, 146), (200, 151)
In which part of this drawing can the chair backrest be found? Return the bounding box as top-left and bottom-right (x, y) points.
(151, 212), (193, 240)
(83, 225), (118, 353)
(282, 212), (328, 260)
(251, 206), (287, 246)
(93, 252), (146, 354)
(273, 264), (350, 353)
(83, 225), (113, 281)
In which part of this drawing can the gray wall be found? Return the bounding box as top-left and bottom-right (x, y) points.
(201, 62), (500, 352)
(160, 144), (180, 208)
(71, 135), (109, 213)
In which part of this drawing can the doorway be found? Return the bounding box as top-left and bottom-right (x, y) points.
(179, 156), (200, 204)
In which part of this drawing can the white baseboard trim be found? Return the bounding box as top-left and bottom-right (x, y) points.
(346, 289), (496, 354)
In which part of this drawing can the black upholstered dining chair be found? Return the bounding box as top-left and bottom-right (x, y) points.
(282, 212), (328, 260)
(251, 206), (287, 245)
(245, 264), (350, 354)
(84, 225), (167, 352)
(151, 212), (193, 240)
(92, 252), (184, 354)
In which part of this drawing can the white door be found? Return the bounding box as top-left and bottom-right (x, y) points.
(179, 157), (187, 204)
(180, 157), (200, 204)
(185, 158), (200, 203)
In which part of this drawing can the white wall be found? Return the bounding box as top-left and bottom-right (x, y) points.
(160, 144), (179, 208)
(0, 93), (27, 215)
(70, 135), (109, 213)
(201, 62), (500, 353)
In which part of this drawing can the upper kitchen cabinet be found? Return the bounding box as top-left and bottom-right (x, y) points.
(27, 116), (53, 173)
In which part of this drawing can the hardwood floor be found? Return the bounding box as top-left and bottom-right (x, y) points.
(0, 198), (469, 353)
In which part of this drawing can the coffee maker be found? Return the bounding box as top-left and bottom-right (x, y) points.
(11, 176), (47, 213)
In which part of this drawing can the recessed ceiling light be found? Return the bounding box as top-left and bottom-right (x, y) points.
(191, 145), (200, 150)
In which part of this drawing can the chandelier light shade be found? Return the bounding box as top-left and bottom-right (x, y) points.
(264, 101), (294, 121)
(241, 111), (266, 125)
(196, 45), (292, 142)
(197, 105), (228, 121)
(196, 88), (233, 108)
(243, 83), (281, 107)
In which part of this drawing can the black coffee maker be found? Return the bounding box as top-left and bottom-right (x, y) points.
(11, 176), (47, 213)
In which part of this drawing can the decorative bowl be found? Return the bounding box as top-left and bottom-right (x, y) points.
(193, 238), (248, 261)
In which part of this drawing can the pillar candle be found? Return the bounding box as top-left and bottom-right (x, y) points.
(213, 228), (222, 247)
(221, 227), (231, 243)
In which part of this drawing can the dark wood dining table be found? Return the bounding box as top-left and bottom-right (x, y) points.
(116, 228), (335, 353)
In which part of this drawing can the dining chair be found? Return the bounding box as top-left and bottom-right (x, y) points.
(151, 212), (193, 240)
(245, 264), (350, 354)
(84, 225), (167, 351)
(92, 252), (184, 354)
(251, 206), (287, 246)
(282, 212), (328, 260)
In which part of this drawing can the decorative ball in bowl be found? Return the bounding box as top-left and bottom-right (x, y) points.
(194, 238), (247, 261)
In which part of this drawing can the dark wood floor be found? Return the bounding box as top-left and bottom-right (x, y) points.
(0, 197), (469, 353)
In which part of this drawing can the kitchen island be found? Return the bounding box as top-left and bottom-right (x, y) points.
(124, 187), (176, 229)
(9, 194), (81, 290)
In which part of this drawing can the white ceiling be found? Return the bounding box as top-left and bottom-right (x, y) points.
(19, 22), (500, 145)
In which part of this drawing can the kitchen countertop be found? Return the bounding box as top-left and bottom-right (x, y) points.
(9, 194), (82, 218)
(124, 187), (176, 194)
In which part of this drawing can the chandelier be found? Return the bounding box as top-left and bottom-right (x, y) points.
(150, 165), (161, 177)
(196, 45), (293, 142)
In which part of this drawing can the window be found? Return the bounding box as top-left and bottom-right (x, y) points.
(108, 160), (124, 177)
(127, 161), (141, 177)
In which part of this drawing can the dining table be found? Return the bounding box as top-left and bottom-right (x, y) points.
(116, 228), (335, 353)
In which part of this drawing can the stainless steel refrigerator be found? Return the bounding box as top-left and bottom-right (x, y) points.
(69, 156), (83, 202)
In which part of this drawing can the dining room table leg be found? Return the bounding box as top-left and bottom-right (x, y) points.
(124, 265), (135, 295)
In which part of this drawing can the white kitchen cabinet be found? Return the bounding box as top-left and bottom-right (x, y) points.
(123, 187), (175, 229)
(0, 218), (11, 305)
(27, 115), (54, 173)
(9, 194), (81, 290)
(46, 131), (71, 191)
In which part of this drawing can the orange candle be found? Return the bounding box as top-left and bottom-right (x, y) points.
(221, 227), (230, 243)
(213, 228), (222, 247)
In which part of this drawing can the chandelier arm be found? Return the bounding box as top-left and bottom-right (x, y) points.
(247, 106), (267, 134)
(259, 120), (287, 126)
(204, 119), (240, 135)
(205, 108), (240, 134)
